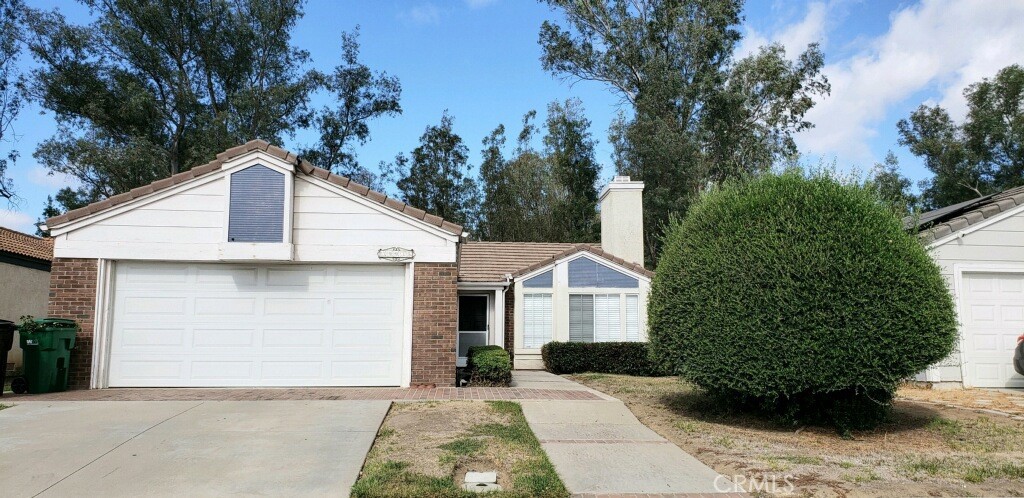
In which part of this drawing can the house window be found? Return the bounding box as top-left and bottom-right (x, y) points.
(228, 165), (285, 242)
(569, 293), (640, 342)
(568, 257), (639, 288)
(523, 270), (553, 288)
(523, 294), (552, 348)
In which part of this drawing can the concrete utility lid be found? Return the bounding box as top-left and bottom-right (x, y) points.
(463, 471), (500, 493)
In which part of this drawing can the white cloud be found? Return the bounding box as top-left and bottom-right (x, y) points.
(27, 165), (79, 190)
(0, 209), (36, 234)
(400, 3), (443, 25)
(465, 0), (497, 8)
(737, 1), (829, 60)
(796, 0), (1024, 163)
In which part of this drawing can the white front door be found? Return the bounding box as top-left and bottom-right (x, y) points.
(108, 262), (406, 387)
(457, 294), (489, 367)
(962, 272), (1024, 387)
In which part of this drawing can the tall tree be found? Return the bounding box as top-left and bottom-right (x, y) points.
(899, 64), (1024, 209)
(299, 27), (401, 190)
(539, 0), (829, 263)
(0, 0), (24, 201)
(25, 0), (400, 216)
(544, 98), (599, 242)
(867, 151), (918, 216)
(390, 112), (479, 231)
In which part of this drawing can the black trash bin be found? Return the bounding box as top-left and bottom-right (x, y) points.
(0, 320), (16, 397)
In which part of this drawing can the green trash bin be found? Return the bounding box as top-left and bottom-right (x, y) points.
(19, 318), (78, 394)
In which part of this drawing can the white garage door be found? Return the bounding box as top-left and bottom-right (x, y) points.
(962, 272), (1024, 387)
(108, 262), (406, 387)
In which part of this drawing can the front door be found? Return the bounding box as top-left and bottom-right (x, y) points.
(457, 294), (489, 367)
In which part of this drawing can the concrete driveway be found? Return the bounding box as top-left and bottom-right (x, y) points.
(0, 400), (389, 497)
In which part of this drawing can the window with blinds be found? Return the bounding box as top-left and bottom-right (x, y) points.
(569, 293), (640, 342)
(523, 294), (552, 348)
(568, 257), (639, 288)
(228, 165), (285, 242)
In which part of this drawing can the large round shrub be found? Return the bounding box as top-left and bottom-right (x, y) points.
(648, 172), (957, 430)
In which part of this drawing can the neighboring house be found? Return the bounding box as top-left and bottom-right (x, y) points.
(912, 186), (1024, 388)
(43, 140), (649, 389)
(0, 227), (53, 374)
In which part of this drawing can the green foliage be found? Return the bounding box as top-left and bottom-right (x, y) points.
(477, 100), (599, 242)
(0, 0), (24, 201)
(389, 112), (479, 231)
(437, 437), (485, 456)
(648, 172), (958, 430)
(466, 345), (512, 386)
(867, 151), (919, 215)
(540, 0), (830, 262)
(899, 64), (1024, 210)
(24, 1), (400, 217)
(541, 342), (669, 376)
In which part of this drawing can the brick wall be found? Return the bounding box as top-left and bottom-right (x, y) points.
(47, 258), (98, 389)
(504, 287), (514, 363)
(411, 263), (458, 387)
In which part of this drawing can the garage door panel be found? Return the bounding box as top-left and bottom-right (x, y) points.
(963, 272), (1024, 387)
(109, 263), (406, 387)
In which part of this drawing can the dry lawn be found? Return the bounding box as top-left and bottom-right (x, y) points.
(571, 373), (1024, 497)
(351, 400), (566, 498)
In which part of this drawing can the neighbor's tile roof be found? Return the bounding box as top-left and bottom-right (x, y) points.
(914, 185), (1024, 244)
(0, 227), (53, 262)
(45, 140), (463, 236)
(458, 241), (652, 283)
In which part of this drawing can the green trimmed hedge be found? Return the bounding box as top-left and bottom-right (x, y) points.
(541, 342), (670, 376)
(467, 345), (512, 386)
(648, 171), (958, 431)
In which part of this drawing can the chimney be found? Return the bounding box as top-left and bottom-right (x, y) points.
(599, 176), (645, 266)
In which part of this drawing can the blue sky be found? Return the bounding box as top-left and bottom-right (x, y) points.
(3, 0), (1023, 234)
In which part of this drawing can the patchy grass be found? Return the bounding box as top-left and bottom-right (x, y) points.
(351, 401), (567, 498)
(570, 373), (1024, 497)
(0, 403), (10, 411)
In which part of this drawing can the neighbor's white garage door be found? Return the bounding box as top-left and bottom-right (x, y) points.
(962, 272), (1024, 388)
(108, 262), (406, 387)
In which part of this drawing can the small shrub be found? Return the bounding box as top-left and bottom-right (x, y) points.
(467, 345), (511, 386)
(649, 171), (958, 432)
(541, 342), (670, 376)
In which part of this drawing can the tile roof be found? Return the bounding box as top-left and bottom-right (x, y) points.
(458, 241), (652, 283)
(0, 227), (53, 262)
(45, 140), (464, 236)
(914, 185), (1024, 244)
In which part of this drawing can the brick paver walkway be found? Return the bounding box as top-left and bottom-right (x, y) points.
(5, 386), (603, 402)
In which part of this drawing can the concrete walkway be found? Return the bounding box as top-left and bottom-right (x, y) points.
(519, 372), (729, 496)
(0, 400), (388, 497)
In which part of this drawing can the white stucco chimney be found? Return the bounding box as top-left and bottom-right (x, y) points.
(599, 176), (645, 266)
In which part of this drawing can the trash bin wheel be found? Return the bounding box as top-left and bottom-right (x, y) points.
(10, 376), (27, 394)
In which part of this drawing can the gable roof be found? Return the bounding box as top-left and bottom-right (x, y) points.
(0, 227), (53, 262)
(458, 241), (652, 283)
(910, 185), (1024, 244)
(45, 140), (464, 236)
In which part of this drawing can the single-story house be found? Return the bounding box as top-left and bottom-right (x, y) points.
(912, 186), (1024, 388)
(0, 227), (53, 374)
(44, 140), (651, 389)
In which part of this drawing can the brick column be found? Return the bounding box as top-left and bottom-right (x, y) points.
(504, 287), (514, 363)
(47, 258), (98, 389)
(410, 263), (458, 387)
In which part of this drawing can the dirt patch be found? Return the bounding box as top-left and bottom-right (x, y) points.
(571, 373), (1024, 497)
(900, 383), (1024, 417)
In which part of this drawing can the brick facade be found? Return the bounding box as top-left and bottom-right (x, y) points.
(410, 262), (458, 387)
(47, 258), (98, 389)
(504, 287), (514, 362)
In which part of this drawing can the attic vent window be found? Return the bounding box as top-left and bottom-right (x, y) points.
(228, 165), (285, 243)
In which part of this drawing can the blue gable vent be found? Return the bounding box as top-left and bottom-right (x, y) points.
(228, 165), (285, 243)
(568, 256), (638, 288)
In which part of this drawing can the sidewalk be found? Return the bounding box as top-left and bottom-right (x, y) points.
(518, 372), (732, 496)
